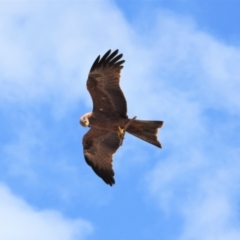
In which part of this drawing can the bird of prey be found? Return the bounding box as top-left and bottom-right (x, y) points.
(80, 49), (163, 186)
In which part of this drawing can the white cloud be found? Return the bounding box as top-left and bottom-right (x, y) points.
(178, 160), (240, 240)
(0, 183), (93, 240)
(144, 10), (240, 240)
(0, 0), (134, 112)
(149, 13), (240, 112)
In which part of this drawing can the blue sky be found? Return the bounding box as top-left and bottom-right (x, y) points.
(0, 0), (240, 239)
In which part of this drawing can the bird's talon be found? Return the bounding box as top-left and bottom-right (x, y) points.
(118, 126), (125, 138)
(118, 126), (125, 146)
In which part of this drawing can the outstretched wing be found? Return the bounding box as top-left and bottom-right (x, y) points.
(87, 49), (127, 118)
(82, 127), (121, 186)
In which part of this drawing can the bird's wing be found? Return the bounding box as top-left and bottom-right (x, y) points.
(87, 49), (127, 118)
(82, 127), (121, 186)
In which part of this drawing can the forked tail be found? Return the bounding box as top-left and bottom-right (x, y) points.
(126, 119), (163, 148)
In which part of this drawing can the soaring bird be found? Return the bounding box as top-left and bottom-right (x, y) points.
(80, 49), (163, 186)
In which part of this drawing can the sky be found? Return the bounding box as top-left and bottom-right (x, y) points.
(0, 0), (240, 239)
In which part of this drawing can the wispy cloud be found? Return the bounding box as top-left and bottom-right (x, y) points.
(0, 183), (92, 240)
(0, 1), (133, 109)
(143, 11), (240, 240)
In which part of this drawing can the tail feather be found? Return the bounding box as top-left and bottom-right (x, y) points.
(126, 120), (163, 148)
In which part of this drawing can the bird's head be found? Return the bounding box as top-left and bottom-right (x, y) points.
(79, 112), (92, 127)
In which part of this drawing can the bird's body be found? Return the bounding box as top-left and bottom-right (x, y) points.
(84, 112), (127, 131)
(80, 49), (163, 186)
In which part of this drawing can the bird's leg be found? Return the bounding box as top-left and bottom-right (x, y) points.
(118, 126), (125, 138)
(118, 116), (137, 146)
(118, 126), (125, 146)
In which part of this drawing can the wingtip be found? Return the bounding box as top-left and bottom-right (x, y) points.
(111, 49), (119, 55)
(107, 181), (115, 187)
(90, 55), (100, 72)
(103, 176), (115, 186)
(90, 49), (124, 72)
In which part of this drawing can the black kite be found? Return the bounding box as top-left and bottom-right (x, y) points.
(80, 50), (163, 186)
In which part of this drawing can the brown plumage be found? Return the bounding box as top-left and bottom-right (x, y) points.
(80, 49), (163, 186)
